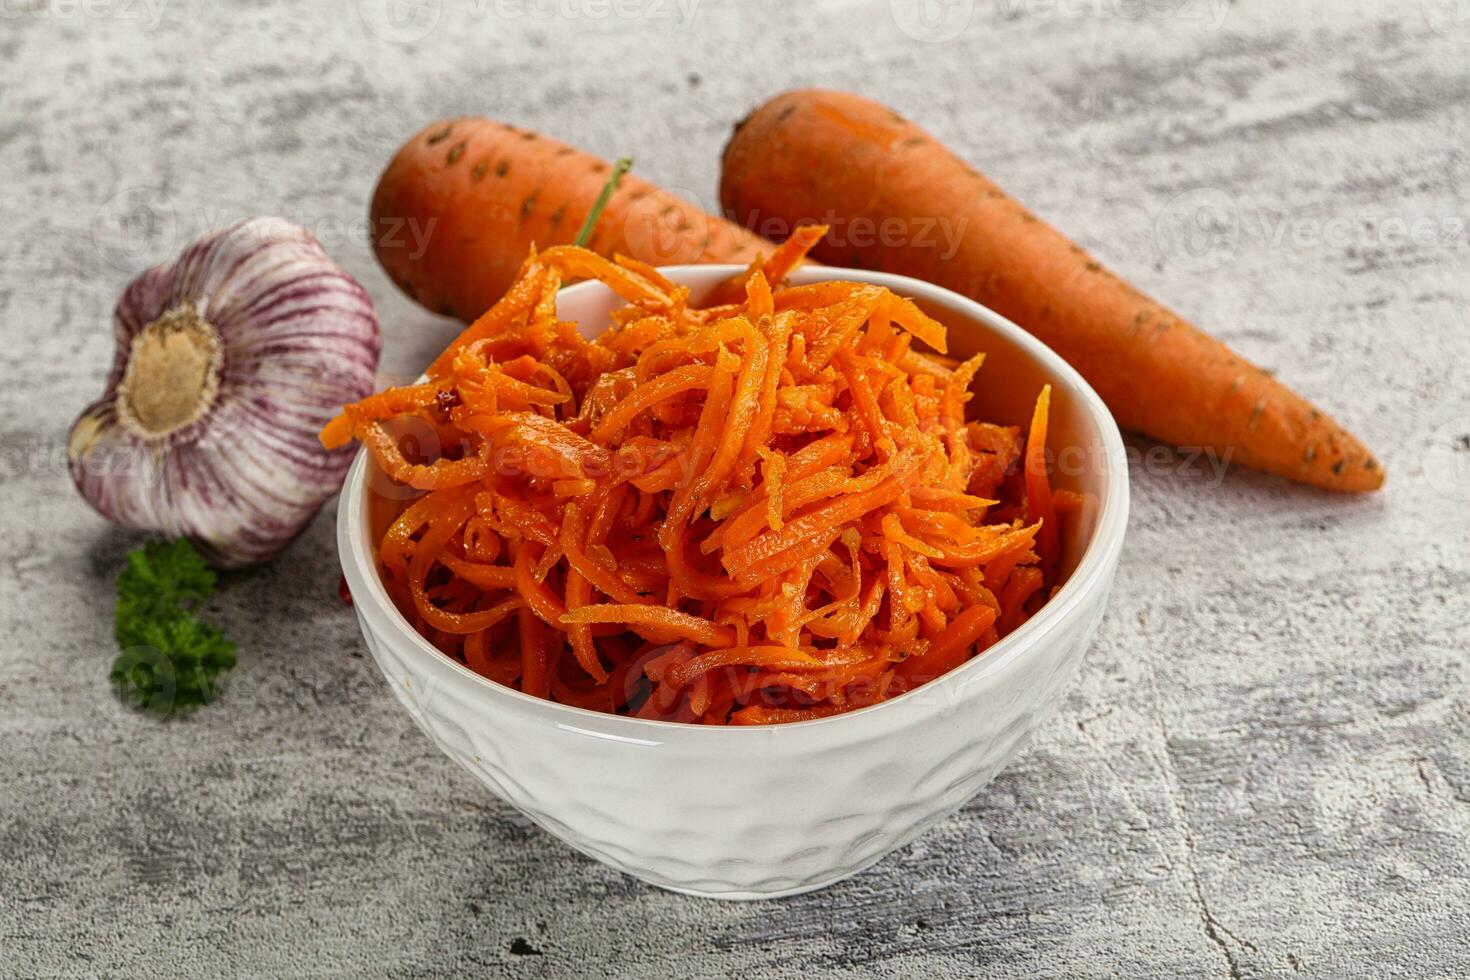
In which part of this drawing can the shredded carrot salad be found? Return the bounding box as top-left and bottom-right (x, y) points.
(323, 232), (1070, 724)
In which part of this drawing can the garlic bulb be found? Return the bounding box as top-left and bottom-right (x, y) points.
(69, 217), (382, 567)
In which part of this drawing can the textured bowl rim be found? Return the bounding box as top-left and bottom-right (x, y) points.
(339, 264), (1130, 737)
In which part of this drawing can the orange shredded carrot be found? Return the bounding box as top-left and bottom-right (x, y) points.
(323, 238), (1068, 724)
(1024, 384), (1059, 575)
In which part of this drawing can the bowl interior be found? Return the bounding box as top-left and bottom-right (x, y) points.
(356, 264), (1124, 721)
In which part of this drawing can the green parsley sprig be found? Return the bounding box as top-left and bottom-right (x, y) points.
(112, 540), (236, 716)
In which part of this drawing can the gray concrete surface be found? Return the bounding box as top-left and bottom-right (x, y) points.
(4, 0), (1470, 976)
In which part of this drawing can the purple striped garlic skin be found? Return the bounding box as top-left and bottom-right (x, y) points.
(68, 217), (382, 567)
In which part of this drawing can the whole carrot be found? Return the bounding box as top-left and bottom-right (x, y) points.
(372, 117), (771, 322)
(719, 89), (1384, 492)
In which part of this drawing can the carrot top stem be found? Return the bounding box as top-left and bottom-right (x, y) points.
(573, 156), (633, 248)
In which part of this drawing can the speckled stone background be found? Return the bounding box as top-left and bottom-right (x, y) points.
(4, 0), (1470, 976)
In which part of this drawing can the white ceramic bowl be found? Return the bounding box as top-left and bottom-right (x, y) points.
(339, 265), (1129, 899)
